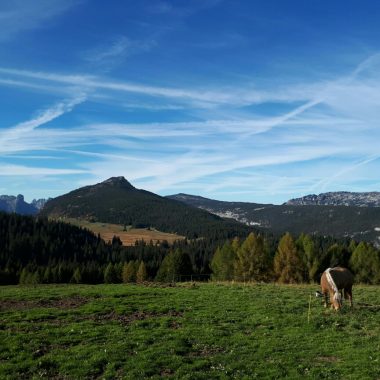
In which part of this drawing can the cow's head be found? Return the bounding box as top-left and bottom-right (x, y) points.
(331, 292), (342, 311)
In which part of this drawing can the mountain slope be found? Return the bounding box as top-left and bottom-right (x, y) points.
(41, 177), (251, 239)
(167, 193), (380, 244)
(286, 191), (380, 207)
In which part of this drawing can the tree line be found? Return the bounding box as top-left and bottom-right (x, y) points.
(0, 212), (233, 284)
(1, 212), (379, 285)
(211, 232), (380, 284)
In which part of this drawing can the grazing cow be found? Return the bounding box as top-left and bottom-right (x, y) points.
(317, 267), (354, 310)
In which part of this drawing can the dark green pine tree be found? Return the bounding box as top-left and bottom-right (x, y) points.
(71, 267), (82, 284)
(155, 249), (192, 282)
(210, 240), (235, 281)
(349, 242), (380, 284)
(104, 263), (118, 283)
(296, 233), (319, 283)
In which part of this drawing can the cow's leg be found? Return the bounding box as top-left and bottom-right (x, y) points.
(345, 286), (353, 308)
(329, 293), (335, 309)
(323, 291), (328, 308)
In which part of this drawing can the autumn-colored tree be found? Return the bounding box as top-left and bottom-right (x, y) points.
(234, 232), (271, 282)
(136, 261), (148, 283)
(274, 233), (305, 283)
(231, 237), (240, 254)
(122, 261), (138, 283)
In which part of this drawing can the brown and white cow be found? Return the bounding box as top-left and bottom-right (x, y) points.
(317, 267), (354, 310)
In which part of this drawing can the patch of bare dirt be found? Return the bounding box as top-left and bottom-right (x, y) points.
(0, 295), (88, 311)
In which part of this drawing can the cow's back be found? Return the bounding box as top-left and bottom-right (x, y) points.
(329, 267), (353, 289)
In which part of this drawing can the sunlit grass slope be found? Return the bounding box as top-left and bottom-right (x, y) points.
(61, 218), (184, 245)
(1, 283), (379, 379)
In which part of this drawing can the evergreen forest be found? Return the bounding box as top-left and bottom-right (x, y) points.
(1, 212), (380, 285)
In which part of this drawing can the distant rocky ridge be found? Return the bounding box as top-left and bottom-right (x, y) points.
(0, 194), (47, 215)
(286, 192), (380, 207)
(168, 193), (380, 245)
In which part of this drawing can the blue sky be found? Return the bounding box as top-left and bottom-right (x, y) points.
(1, 0), (380, 204)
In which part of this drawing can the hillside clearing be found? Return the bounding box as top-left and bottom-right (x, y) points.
(58, 218), (185, 245)
(1, 283), (380, 379)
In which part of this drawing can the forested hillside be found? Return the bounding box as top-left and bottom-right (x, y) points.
(41, 177), (251, 239)
(168, 194), (380, 244)
(0, 212), (250, 285)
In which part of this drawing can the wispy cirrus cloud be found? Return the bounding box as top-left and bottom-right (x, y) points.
(2, 54), (380, 111)
(83, 35), (156, 68)
(2, 53), (380, 201)
(0, 165), (86, 176)
(0, 94), (86, 151)
(0, 66), (258, 107)
(0, 0), (81, 41)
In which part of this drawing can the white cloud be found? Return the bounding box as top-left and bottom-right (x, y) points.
(0, 94), (86, 149)
(0, 67), (298, 107)
(83, 36), (156, 67)
(0, 165), (86, 176)
(2, 53), (380, 200)
(0, 0), (81, 41)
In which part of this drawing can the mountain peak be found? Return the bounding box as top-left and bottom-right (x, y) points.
(100, 176), (135, 189)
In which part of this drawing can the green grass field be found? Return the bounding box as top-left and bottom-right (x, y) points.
(1, 283), (379, 380)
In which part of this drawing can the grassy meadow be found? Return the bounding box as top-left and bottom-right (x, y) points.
(1, 283), (379, 379)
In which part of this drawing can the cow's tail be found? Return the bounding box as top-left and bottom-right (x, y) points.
(325, 268), (342, 303)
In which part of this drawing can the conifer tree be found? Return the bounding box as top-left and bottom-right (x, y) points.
(136, 261), (148, 283)
(43, 267), (52, 283)
(274, 233), (305, 283)
(155, 249), (192, 282)
(326, 243), (350, 268)
(114, 262), (123, 283)
(349, 242), (380, 284)
(297, 234), (319, 282)
(122, 261), (137, 283)
(31, 270), (42, 285)
(210, 241), (235, 281)
(234, 233), (270, 282)
(19, 268), (29, 284)
(231, 237), (240, 254)
(71, 267), (82, 284)
(104, 263), (118, 283)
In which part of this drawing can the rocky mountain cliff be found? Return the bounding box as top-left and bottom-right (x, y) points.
(285, 192), (380, 207)
(0, 194), (46, 215)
